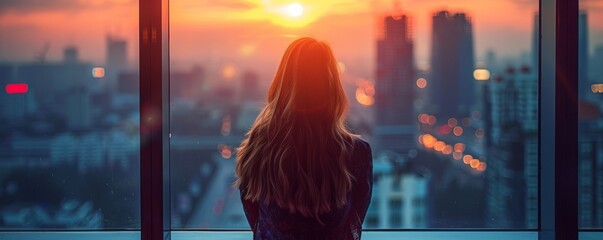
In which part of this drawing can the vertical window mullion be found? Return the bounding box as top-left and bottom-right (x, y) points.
(140, 0), (169, 239)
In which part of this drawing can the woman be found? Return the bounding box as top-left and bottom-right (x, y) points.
(235, 37), (373, 240)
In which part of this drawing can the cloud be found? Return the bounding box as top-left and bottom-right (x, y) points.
(175, 0), (257, 11)
(0, 0), (136, 14)
(0, 0), (86, 13)
(509, 0), (537, 7)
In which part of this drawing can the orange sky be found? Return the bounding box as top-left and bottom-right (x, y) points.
(0, 0), (602, 77)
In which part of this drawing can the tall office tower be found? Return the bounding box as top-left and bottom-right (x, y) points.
(375, 15), (416, 154)
(486, 66), (538, 228)
(578, 109), (603, 228)
(579, 11), (589, 99)
(106, 35), (128, 90)
(430, 11), (475, 119)
(107, 36), (127, 68)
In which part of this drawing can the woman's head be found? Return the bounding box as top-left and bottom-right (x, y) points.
(235, 37), (355, 222)
(268, 37), (348, 126)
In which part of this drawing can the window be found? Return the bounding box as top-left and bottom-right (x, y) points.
(578, 0), (603, 230)
(2, 0), (599, 239)
(169, 0), (538, 230)
(0, 0), (140, 231)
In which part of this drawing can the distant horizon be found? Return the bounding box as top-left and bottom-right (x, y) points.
(1, 0), (602, 72)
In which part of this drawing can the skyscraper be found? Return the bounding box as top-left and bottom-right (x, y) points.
(106, 35), (128, 90)
(486, 66), (538, 228)
(430, 11), (475, 119)
(375, 15), (416, 154)
(107, 36), (127, 68)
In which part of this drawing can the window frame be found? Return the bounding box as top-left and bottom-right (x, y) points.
(136, 1), (581, 240)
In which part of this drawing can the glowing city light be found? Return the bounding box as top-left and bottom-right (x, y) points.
(592, 84), (603, 93)
(463, 155), (473, 164)
(221, 115), (232, 136)
(222, 64), (237, 79)
(453, 126), (464, 136)
(427, 115), (437, 125)
(286, 3), (304, 18)
(443, 145), (453, 155)
(454, 143), (465, 152)
(438, 125), (452, 135)
(473, 68), (491, 81)
(470, 159), (481, 168)
(447, 118), (458, 127)
(219, 145), (233, 159)
(478, 162), (487, 171)
(418, 114), (429, 124)
(5, 83), (28, 94)
(92, 67), (105, 78)
(416, 78), (427, 89)
(434, 141), (445, 152)
(417, 133), (484, 172)
(355, 88), (374, 106)
(240, 44), (256, 56)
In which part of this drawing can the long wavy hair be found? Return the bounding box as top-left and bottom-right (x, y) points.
(235, 37), (356, 221)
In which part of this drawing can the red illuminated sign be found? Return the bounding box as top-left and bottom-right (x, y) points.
(5, 83), (29, 94)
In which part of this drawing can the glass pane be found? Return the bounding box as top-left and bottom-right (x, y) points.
(169, 1), (538, 229)
(578, 0), (603, 230)
(0, 1), (140, 229)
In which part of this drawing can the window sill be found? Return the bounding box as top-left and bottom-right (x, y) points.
(1, 231), (600, 240)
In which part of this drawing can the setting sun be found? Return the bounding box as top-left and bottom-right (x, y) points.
(286, 3), (304, 18)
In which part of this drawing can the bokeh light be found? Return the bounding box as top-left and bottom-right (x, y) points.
(92, 67), (105, 78)
(416, 78), (427, 88)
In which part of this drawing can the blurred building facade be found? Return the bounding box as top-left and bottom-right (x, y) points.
(375, 15), (416, 155)
(430, 11), (475, 119)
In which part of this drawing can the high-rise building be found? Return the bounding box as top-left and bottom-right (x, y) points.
(107, 36), (127, 68)
(106, 35), (128, 90)
(364, 152), (429, 228)
(430, 11), (475, 119)
(578, 111), (603, 228)
(486, 66), (538, 228)
(590, 45), (603, 92)
(375, 15), (416, 154)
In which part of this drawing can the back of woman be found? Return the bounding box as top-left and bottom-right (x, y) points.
(235, 37), (373, 240)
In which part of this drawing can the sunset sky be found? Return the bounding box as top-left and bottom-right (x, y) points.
(1, 0), (602, 78)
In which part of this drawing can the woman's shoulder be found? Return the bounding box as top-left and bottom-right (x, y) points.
(351, 137), (371, 153)
(350, 137), (372, 165)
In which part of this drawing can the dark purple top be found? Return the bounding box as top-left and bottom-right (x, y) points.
(240, 139), (373, 240)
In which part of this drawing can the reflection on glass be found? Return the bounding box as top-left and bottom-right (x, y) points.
(169, 0), (539, 229)
(0, 1), (139, 229)
(579, 0), (603, 230)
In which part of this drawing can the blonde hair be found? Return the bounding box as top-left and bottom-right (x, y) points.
(235, 37), (355, 221)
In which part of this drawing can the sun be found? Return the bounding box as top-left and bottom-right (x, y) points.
(286, 3), (304, 18)
(257, 2), (317, 28)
